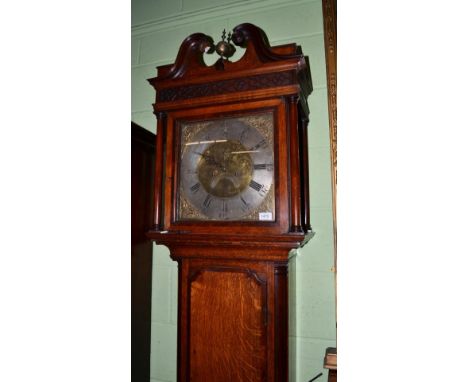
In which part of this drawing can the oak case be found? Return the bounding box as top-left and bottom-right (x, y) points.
(147, 23), (313, 381)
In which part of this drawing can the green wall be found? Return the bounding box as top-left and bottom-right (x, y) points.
(131, 1), (336, 380)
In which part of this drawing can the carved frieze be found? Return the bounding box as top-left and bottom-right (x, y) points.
(157, 71), (295, 102)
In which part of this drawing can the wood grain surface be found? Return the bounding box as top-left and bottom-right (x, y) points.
(189, 268), (267, 381)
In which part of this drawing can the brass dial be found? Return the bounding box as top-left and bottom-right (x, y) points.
(178, 113), (275, 221)
(197, 140), (253, 198)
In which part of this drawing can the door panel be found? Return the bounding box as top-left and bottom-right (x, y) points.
(188, 267), (267, 382)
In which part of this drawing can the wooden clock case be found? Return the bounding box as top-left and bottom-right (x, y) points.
(147, 23), (313, 382)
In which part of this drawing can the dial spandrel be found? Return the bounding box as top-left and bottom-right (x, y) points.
(178, 112), (275, 221)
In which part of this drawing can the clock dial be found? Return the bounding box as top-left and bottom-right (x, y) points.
(177, 112), (275, 221)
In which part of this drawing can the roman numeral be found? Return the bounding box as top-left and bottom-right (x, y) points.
(190, 182), (201, 193)
(219, 200), (228, 218)
(249, 180), (263, 192)
(253, 163), (273, 171)
(249, 139), (267, 151)
(239, 128), (249, 143)
(203, 195), (213, 209)
(240, 196), (250, 211)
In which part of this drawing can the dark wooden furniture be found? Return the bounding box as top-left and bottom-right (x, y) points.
(131, 122), (155, 382)
(147, 23), (313, 382)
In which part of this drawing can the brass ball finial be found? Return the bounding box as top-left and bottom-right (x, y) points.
(215, 29), (235, 60)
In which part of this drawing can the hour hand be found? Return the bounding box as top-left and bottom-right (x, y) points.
(194, 152), (224, 169)
(194, 151), (212, 161)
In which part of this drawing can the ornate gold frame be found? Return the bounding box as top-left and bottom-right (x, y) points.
(322, 0), (337, 319)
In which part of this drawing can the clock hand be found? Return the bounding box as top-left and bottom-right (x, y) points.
(194, 151), (215, 160)
(229, 150), (259, 154)
(194, 152), (226, 171)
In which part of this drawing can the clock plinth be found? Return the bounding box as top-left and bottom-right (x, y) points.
(147, 23), (313, 381)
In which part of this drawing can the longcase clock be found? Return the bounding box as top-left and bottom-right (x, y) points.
(147, 23), (313, 382)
